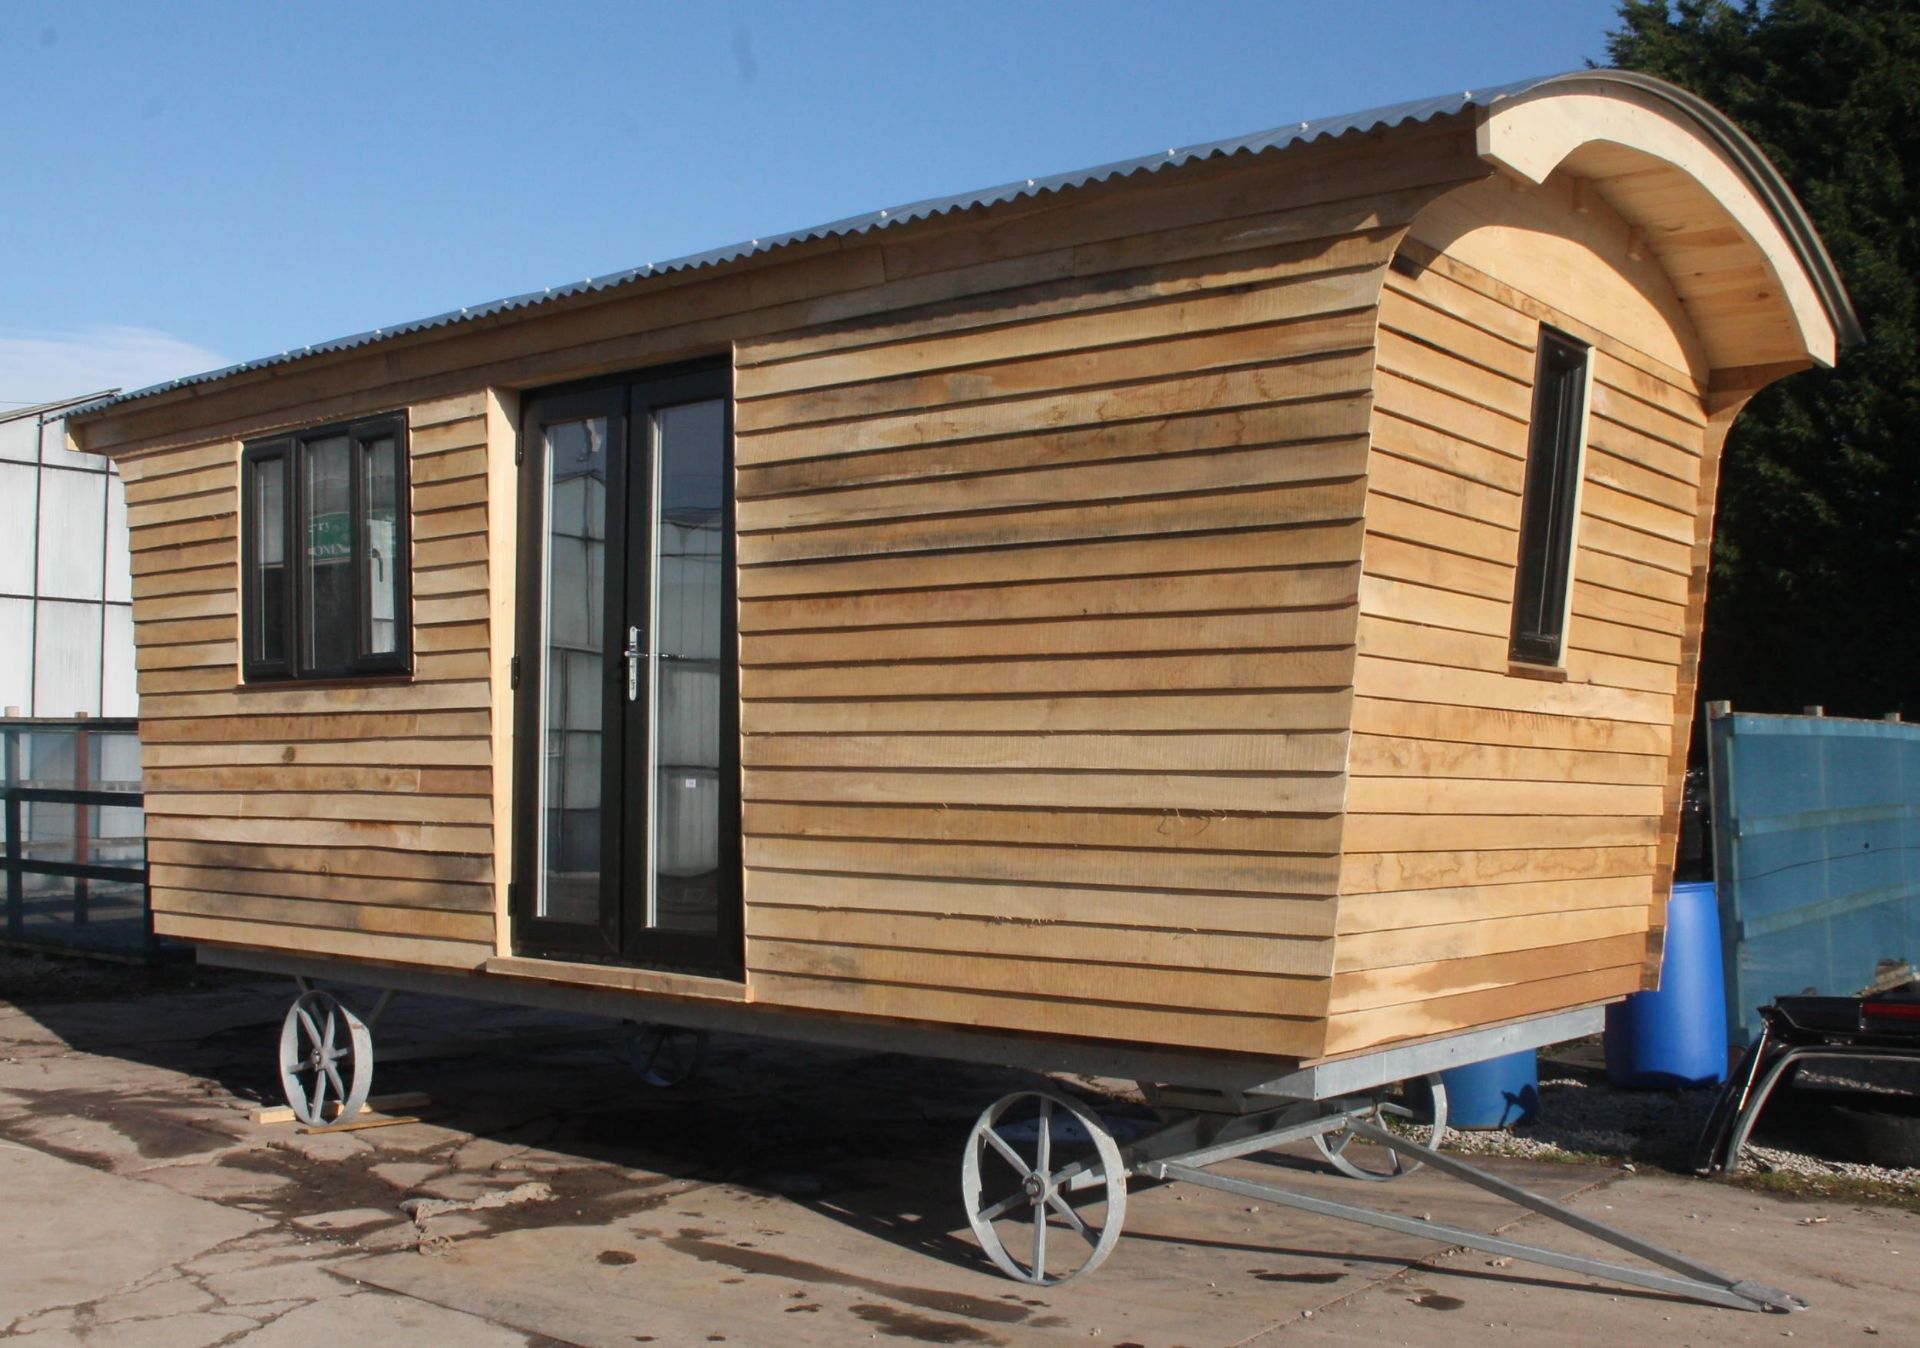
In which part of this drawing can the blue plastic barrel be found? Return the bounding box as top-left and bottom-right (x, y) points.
(1440, 1049), (1539, 1129)
(1603, 880), (1728, 1088)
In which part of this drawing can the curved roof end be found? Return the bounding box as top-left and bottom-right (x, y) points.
(1480, 69), (1863, 362)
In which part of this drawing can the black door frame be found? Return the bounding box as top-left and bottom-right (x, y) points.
(508, 359), (742, 978)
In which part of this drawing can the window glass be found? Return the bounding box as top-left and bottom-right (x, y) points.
(538, 415), (607, 924)
(649, 399), (725, 934)
(251, 455), (287, 668)
(362, 435), (401, 656)
(302, 435), (355, 672)
(1510, 329), (1590, 665)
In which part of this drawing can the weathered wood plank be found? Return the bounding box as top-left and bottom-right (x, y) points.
(749, 935), (1331, 1013)
(745, 765), (1346, 813)
(739, 477), (1368, 567)
(742, 648), (1355, 699)
(745, 868), (1336, 937)
(748, 906), (1331, 977)
(740, 563), (1360, 633)
(1335, 875), (1654, 935)
(744, 835), (1340, 896)
(751, 971), (1322, 1057)
(739, 520), (1365, 598)
(743, 689), (1354, 735)
(150, 863), (494, 911)
(1333, 906), (1649, 973)
(736, 435), (1369, 533)
(744, 729), (1349, 774)
(153, 912), (488, 969)
(1328, 933), (1647, 1014)
(742, 608), (1360, 666)
(1321, 964), (1637, 1054)
(743, 801), (1345, 854)
(1339, 844), (1657, 895)
(153, 887), (494, 943)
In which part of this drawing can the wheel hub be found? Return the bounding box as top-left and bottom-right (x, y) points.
(1023, 1172), (1047, 1201)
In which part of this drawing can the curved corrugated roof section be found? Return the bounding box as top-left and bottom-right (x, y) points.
(68, 69), (1857, 421)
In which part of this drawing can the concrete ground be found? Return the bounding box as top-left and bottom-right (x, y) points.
(0, 966), (1909, 1346)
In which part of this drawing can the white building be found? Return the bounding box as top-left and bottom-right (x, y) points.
(0, 392), (137, 718)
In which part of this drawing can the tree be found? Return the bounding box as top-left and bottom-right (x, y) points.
(1608, 0), (1919, 719)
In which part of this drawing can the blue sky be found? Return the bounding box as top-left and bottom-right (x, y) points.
(2, 0), (1625, 406)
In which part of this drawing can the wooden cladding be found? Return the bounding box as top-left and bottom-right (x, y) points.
(137, 393), (498, 971)
(728, 217), (1421, 1058)
(1331, 223), (1711, 1057)
(105, 118), (1743, 1067)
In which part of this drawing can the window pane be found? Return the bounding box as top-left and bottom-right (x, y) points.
(1510, 332), (1589, 664)
(250, 455), (287, 668)
(649, 399), (726, 935)
(362, 434), (402, 657)
(538, 416), (607, 923)
(302, 435), (355, 672)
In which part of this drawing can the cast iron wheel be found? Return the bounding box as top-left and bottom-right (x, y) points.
(961, 1089), (1127, 1285)
(277, 989), (373, 1125)
(1312, 1074), (1449, 1181)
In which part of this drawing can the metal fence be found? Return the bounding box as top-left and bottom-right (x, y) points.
(0, 716), (153, 959)
(1707, 706), (1920, 1044)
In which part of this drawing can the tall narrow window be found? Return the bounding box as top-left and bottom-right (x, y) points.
(243, 443), (290, 676)
(242, 413), (410, 681)
(1510, 329), (1590, 666)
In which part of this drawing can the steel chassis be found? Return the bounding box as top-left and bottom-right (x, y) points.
(1070, 1090), (1802, 1311)
(206, 947), (1802, 1313)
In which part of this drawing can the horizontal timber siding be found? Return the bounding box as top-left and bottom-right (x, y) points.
(1325, 215), (1711, 1056)
(104, 126), (1497, 1061)
(727, 190), (1474, 1059)
(132, 393), (499, 969)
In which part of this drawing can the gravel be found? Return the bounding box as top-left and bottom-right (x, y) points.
(1433, 1065), (1920, 1195)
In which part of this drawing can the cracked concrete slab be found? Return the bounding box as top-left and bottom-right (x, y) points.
(0, 1144), (264, 1328)
(337, 1150), (1616, 1348)
(6, 1308), (253, 1347)
(227, 1290), (539, 1346)
(2, 966), (1908, 1347)
(1276, 1178), (1915, 1345)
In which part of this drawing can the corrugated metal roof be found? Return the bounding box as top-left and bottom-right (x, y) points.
(68, 75), (1549, 420)
(64, 68), (1859, 421)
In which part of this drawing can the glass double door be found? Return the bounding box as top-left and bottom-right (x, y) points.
(511, 363), (739, 975)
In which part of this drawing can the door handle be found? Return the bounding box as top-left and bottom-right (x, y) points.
(623, 626), (642, 702)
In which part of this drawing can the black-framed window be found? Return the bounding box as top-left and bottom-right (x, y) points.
(242, 413), (410, 681)
(1509, 328), (1591, 666)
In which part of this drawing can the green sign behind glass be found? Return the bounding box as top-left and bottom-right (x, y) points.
(308, 511), (353, 561)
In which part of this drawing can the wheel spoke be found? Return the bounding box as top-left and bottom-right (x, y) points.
(1032, 1200), (1048, 1278)
(980, 1190), (1028, 1222)
(982, 1127), (1033, 1178)
(1036, 1098), (1052, 1183)
(322, 1006), (336, 1053)
(307, 1070), (328, 1119)
(324, 1062), (347, 1101)
(1046, 1190), (1091, 1240)
(295, 1006), (323, 1048)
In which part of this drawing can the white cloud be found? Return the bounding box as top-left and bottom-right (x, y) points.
(0, 325), (232, 409)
